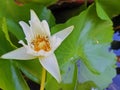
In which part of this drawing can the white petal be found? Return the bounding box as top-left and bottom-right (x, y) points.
(37, 50), (52, 57)
(39, 54), (61, 83)
(50, 36), (62, 51)
(41, 20), (50, 36)
(19, 21), (32, 41)
(51, 25), (74, 49)
(27, 49), (52, 57)
(1, 47), (36, 60)
(30, 10), (44, 35)
(30, 10), (40, 23)
(18, 40), (27, 47)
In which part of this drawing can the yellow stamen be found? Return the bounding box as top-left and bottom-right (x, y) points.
(32, 35), (51, 52)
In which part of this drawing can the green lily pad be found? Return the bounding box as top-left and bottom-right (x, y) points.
(0, 60), (30, 90)
(0, 18), (29, 90)
(46, 3), (116, 90)
(96, 0), (120, 18)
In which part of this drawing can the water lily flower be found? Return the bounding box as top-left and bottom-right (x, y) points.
(1, 10), (74, 83)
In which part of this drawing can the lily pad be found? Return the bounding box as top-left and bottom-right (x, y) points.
(46, 3), (116, 90)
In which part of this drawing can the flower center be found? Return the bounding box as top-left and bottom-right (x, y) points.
(31, 35), (51, 52)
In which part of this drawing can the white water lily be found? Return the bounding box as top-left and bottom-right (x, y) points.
(1, 10), (74, 83)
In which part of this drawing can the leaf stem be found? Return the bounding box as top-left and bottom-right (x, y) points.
(40, 67), (46, 90)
